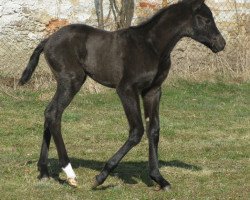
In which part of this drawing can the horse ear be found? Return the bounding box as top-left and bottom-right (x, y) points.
(183, 0), (205, 11)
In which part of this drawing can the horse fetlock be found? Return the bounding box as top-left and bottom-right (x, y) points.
(62, 163), (76, 179)
(149, 170), (170, 188)
(37, 164), (50, 179)
(149, 169), (160, 180)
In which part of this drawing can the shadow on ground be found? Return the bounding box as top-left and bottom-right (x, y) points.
(40, 158), (202, 187)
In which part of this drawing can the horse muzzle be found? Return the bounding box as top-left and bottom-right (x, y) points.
(212, 35), (226, 53)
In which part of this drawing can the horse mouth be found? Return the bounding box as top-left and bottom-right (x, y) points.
(211, 44), (225, 53)
(211, 46), (220, 53)
(212, 36), (226, 53)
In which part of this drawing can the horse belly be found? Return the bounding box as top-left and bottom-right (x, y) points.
(85, 62), (122, 88)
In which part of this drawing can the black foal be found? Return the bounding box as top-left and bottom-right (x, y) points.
(19, 0), (225, 190)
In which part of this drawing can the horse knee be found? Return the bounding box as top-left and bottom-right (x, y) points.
(128, 126), (144, 145)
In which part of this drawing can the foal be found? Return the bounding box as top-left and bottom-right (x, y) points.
(19, 0), (225, 190)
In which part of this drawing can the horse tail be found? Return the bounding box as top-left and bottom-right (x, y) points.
(19, 38), (49, 85)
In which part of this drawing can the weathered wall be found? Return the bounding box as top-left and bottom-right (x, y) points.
(0, 0), (98, 81)
(1, 0), (249, 46)
(0, 0), (96, 39)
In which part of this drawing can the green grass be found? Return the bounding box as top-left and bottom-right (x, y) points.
(0, 81), (249, 200)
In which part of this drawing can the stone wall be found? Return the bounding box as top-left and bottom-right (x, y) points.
(1, 0), (248, 47)
(0, 0), (96, 79)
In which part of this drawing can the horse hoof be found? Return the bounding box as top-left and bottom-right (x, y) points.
(39, 176), (50, 181)
(67, 178), (78, 188)
(154, 184), (171, 191)
(91, 178), (101, 189)
(38, 173), (50, 180)
(92, 179), (100, 189)
(163, 185), (171, 191)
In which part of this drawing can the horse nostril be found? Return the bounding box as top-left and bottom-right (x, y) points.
(216, 36), (226, 51)
(220, 37), (226, 46)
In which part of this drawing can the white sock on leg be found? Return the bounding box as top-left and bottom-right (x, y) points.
(62, 163), (76, 179)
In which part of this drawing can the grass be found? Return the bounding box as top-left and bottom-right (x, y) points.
(0, 80), (249, 200)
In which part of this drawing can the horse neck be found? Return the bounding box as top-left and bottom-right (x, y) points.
(144, 4), (191, 57)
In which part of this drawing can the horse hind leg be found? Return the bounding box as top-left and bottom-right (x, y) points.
(37, 67), (86, 187)
(37, 119), (52, 179)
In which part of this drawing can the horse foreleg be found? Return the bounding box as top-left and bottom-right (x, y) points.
(142, 87), (171, 191)
(93, 82), (144, 188)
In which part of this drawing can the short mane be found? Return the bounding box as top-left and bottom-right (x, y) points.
(133, 2), (182, 29)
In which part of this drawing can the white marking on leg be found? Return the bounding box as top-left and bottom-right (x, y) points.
(62, 163), (76, 179)
(146, 117), (150, 122)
